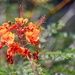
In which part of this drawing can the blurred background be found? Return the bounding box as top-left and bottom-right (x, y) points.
(0, 0), (75, 75)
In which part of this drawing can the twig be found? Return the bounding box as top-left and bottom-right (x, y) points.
(45, 0), (71, 21)
(30, 59), (39, 75)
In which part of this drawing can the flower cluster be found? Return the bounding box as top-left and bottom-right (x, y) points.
(0, 18), (42, 64)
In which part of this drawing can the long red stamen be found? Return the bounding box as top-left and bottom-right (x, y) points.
(36, 16), (45, 28)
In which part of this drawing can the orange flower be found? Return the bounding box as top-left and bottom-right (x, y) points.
(3, 23), (9, 28)
(0, 26), (7, 36)
(15, 18), (28, 26)
(23, 18), (28, 24)
(17, 47), (25, 54)
(25, 31), (40, 45)
(27, 22), (36, 31)
(1, 32), (15, 45)
(25, 23), (41, 46)
(15, 18), (23, 22)
(0, 23), (9, 36)
(15, 18), (23, 26)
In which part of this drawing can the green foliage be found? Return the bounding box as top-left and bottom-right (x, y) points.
(38, 21), (75, 75)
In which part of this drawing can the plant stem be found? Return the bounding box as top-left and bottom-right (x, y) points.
(7, 62), (11, 74)
(30, 59), (39, 75)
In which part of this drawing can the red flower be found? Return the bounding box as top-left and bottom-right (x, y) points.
(9, 24), (18, 31)
(0, 17), (43, 64)
(7, 42), (25, 55)
(6, 54), (14, 64)
(0, 42), (5, 49)
(6, 42), (25, 64)
(22, 48), (31, 58)
(33, 51), (39, 60)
